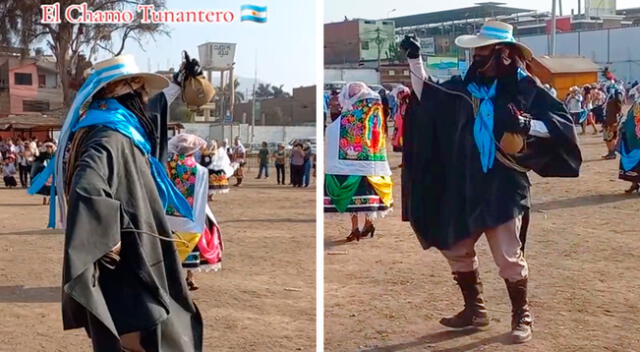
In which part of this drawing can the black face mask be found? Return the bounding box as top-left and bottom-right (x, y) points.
(115, 91), (158, 152)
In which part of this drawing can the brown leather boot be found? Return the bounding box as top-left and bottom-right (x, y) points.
(505, 278), (533, 343)
(440, 270), (490, 329)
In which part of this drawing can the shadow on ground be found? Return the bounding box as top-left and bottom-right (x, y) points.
(532, 193), (632, 211)
(0, 229), (63, 236)
(0, 286), (59, 303)
(361, 330), (511, 352)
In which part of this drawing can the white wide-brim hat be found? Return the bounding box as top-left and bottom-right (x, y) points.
(455, 20), (533, 60)
(86, 55), (169, 96)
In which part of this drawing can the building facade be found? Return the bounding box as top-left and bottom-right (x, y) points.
(325, 19), (395, 65)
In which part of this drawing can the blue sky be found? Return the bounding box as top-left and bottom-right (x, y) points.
(93, 0), (316, 92)
(325, 0), (638, 23)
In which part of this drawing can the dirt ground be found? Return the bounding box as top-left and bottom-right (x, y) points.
(325, 132), (640, 352)
(0, 167), (316, 351)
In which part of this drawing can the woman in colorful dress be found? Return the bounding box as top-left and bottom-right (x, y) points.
(166, 134), (224, 290)
(324, 82), (393, 242)
(200, 140), (236, 199)
(618, 94), (640, 193)
(390, 85), (411, 152)
(232, 136), (246, 187)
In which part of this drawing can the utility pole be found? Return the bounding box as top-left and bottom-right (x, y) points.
(550, 0), (557, 56)
(251, 51), (257, 144)
(374, 26), (386, 70)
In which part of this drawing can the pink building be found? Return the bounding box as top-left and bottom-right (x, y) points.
(0, 49), (62, 117)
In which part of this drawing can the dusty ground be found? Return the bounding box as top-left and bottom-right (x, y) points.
(325, 132), (640, 352)
(0, 167), (315, 351)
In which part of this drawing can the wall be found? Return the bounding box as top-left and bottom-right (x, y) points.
(519, 26), (640, 83)
(181, 123), (315, 145)
(231, 85), (316, 125)
(324, 68), (379, 85)
(325, 21), (361, 65)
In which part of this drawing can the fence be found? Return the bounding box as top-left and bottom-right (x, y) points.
(518, 26), (640, 83)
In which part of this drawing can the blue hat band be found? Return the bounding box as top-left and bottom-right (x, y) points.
(479, 26), (515, 42)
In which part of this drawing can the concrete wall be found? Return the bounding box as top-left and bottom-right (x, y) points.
(181, 123), (315, 145)
(324, 68), (379, 85)
(232, 85), (316, 126)
(519, 26), (640, 83)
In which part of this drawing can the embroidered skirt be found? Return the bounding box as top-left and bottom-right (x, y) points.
(208, 169), (230, 194)
(324, 174), (392, 218)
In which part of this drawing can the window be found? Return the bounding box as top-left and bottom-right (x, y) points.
(388, 70), (396, 76)
(403, 70), (409, 76)
(361, 41), (369, 50)
(22, 100), (49, 112)
(14, 72), (33, 86)
(38, 74), (46, 88)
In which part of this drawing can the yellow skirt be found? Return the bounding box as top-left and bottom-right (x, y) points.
(173, 232), (202, 262)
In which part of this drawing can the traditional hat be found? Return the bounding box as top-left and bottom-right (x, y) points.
(455, 21), (533, 60)
(29, 54), (170, 228)
(89, 55), (169, 96)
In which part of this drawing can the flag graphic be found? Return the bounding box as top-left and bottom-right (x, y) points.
(240, 4), (267, 23)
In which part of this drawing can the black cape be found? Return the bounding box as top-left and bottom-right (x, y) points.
(62, 126), (203, 351)
(402, 75), (581, 250)
(145, 91), (170, 163)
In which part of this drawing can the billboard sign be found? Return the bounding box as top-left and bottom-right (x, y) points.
(198, 42), (237, 70)
(419, 37), (435, 55)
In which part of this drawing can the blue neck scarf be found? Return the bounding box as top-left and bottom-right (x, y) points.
(467, 80), (498, 173)
(73, 98), (194, 220)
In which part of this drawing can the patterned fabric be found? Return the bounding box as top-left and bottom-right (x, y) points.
(166, 154), (198, 216)
(324, 175), (391, 215)
(208, 169), (230, 191)
(338, 98), (387, 162)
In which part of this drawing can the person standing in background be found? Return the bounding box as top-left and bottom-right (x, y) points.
(256, 141), (270, 179)
(17, 142), (33, 188)
(274, 143), (287, 185)
(302, 143), (313, 187)
(290, 142), (305, 187)
(603, 83), (624, 160)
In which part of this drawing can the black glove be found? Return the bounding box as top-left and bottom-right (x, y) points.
(504, 103), (531, 135)
(173, 51), (204, 87)
(399, 35), (420, 59)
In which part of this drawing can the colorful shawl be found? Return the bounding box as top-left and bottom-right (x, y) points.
(166, 155), (223, 268)
(325, 96), (392, 176)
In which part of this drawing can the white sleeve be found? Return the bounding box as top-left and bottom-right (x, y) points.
(191, 165), (209, 233)
(162, 82), (181, 105)
(529, 120), (550, 138)
(408, 57), (427, 101)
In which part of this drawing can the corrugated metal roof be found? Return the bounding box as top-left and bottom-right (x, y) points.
(389, 5), (532, 28)
(533, 56), (600, 73)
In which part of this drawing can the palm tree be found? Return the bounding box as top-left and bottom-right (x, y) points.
(271, 84), (291, 98)
(255, 83), (273, 99)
